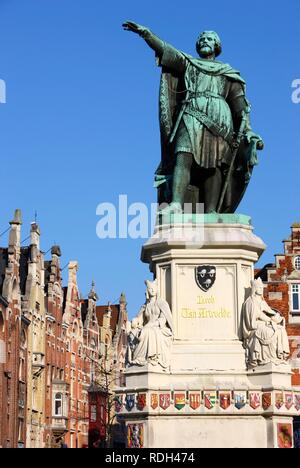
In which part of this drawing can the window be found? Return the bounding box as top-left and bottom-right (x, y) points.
(295, 257), (300, 271)
(90, 405), (97, 422)
(54, 393), (63, 416)
(292, 284), (300, 311)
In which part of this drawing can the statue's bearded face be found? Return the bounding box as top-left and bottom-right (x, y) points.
(198, 33), (216, 57)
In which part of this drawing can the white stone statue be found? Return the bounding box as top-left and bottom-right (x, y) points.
(128, 280), (173, 370)
(242, 278), (290, 367)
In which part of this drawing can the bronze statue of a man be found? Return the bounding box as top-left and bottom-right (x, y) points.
(123, 21), (264, 214)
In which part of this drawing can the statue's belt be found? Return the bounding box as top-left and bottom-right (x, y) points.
(184, 106), (234, 145)
(188, 91), (225, 100)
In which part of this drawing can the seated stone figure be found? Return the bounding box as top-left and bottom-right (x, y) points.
(128, 280), (173, 370)
(242, 278), (290, 367)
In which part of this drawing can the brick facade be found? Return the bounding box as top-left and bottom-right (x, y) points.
(0, 210), (128, 448)
(256, 223), (300, 387)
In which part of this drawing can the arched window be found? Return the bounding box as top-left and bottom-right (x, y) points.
(54, 393), (63, 416)
(12, 279), (18, 301)
(295, 257), (300, 271)
(20, 330), (27, 349)
(90, 338), (96, 350)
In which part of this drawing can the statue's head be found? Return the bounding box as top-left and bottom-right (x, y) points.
(196, 31), (222, 59)
(145, 279), (158, 299)
(251, 278), (264, 297)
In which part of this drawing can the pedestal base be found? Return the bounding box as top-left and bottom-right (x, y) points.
(118, 218), (298, 448)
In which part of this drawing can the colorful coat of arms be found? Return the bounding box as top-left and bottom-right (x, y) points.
(234, 392), (247, 410)
(295, 394), (300, 411)
(277, 424), (293, 449)
(249, 392), (261, 410)
(190, 393), (201, 411)
(159, 393), (171, 411)
(114, 395), (123, 413)
(175, 394), (186, 411)
(220, 392), (231, 410)
(285, 393), (294, 410)
(262, 393), (272, 411)
(128, 424), (144, 449)
(275, 393), (284, 410)
(137, 393), (147, 411)
(125, 394), (135, 412)
(151, 394), (158, 410)
(204, 392), (217, 410)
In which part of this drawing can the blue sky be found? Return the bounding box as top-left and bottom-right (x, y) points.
(0, 0), (299, 317)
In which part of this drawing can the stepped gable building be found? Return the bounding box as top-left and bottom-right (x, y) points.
(96, 296), (128, 387)
(256, 223), (300, 387)
(44, 245), (68, 449)
(0, 210), (29, 448)
(0, 209), (128, 448)
(21, 222), (47, 448)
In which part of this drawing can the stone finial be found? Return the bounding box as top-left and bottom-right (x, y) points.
(88, 281), (99, 301)
(10, 209), (22, 226)
(106, 302), (112, 318)
(51, 245), (62, 257)
(30, 222), (40, 235)
(68, 261), (79, 285)
(119, 292), (127, 305)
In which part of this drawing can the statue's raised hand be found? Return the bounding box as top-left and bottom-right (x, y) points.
(122, 21), (149, 37)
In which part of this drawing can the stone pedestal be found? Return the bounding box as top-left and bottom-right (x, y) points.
(117, 217), (299, 448)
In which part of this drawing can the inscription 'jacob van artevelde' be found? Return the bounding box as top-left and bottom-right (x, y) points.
(181, 307), (232, 319)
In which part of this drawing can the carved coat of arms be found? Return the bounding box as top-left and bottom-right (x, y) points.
(125, 394), (136, 412)
(295, 394), (300, 411)
(204, 392), (217, 410)
(175, 394), (186, 411)
(275, 393), (284, 410)
(159, 394), (171, 411)
(114, 395), (123, 413)
(249, 392), (261, 410)
(285, 393), (294, 410)
(137, 393), (147, 411)
(189, 393), (201, 411)
(151, 394), (158, 410)
(195, 266), (216, 292)
(234, 392), (247, 410)
(262, 393), (272, 411)
(220, 392), (231, 410)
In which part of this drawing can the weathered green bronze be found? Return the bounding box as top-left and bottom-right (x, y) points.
(123, 21), (264, 214)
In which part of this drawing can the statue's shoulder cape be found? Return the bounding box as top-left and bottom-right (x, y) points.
(182, 53), (246, 85)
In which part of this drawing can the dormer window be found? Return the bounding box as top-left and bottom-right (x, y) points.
(295, 257), (300, 271)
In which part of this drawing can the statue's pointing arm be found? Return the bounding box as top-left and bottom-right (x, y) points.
(123, 21), (186, 73)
